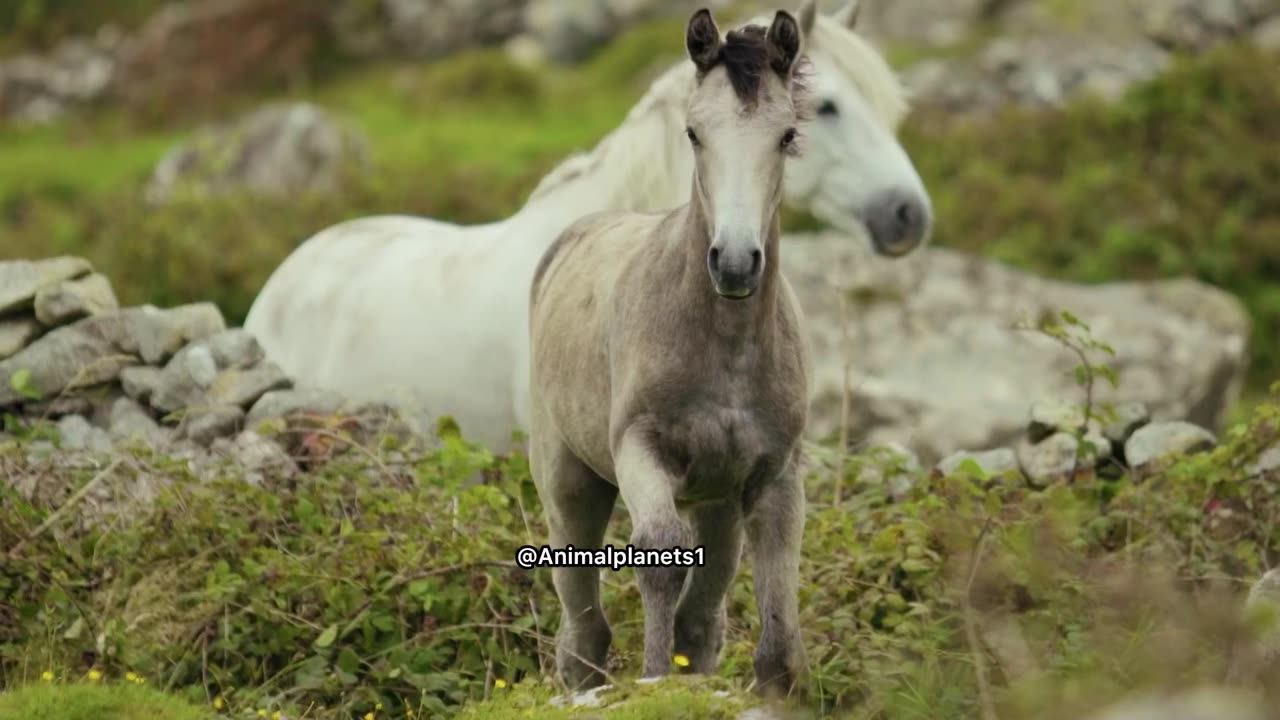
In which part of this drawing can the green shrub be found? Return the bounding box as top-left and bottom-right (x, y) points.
(3, 381), (1279, 719)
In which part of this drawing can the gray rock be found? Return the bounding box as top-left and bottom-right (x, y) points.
(0, 303), (224, 406)
(0, 27), (121, 124)
(212, 429), (296, 484)
(787, 236), (1251, 465)
(1017, 431), (1111, 487)
(0, 316), (42, 359)
(1253, 14), (1280, 51)
(524, 0), (705, 64)
(120, 365), (164, 404)
(1102, 401), (1152, 447)
(245, 388), (351, 428)
(1246, 444), (1280, 479)
(55, 414), (114, 453)
(24, 394), (95, 419)
(1124, 421), (1216, 478)
(854, 442), (921, 501)
(144, 102), (369, 205)
(150, 345), (219, 414)
(206, 362), (292, 409)
(1028, 397), (1088, 442)
(202, 328), (265, 369)
(1087, 687), (1267, 720)
(107, 396), (169, 448)
(0, 256), (92, 315)
(935, 447), (1022, 481)
(179, 405), (245, 445)
(33, 272), (119, 325)
(330, 0), (527, 60)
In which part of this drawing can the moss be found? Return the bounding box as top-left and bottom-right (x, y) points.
(456, 676), (760, 720)
(0, 681), (214, 720)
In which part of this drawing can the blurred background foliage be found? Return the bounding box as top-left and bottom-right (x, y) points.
(0, 0), (1276, 389)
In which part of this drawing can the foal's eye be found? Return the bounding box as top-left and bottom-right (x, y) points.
(780, 128), (798, 149)
(686, 127), (700, 146)
(817, 99), (839, 117)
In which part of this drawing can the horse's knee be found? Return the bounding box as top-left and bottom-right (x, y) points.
(631, 519), (689, 594)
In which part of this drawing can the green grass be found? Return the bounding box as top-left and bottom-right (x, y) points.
(0, 681), (214, 720)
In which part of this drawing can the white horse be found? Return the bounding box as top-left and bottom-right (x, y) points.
(243, 0), (931, 453)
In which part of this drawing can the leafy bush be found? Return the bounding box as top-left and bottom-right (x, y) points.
(3, 380), (1279, 718)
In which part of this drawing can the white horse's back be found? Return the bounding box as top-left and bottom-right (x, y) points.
(244, 214), (530, 447)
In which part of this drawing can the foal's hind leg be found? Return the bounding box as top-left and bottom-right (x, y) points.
(532, 439), (618, 691)
(674, 502), (742, 673)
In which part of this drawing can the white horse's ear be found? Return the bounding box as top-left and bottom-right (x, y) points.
(834, 0), (862, 29)
(798, 0), (817, 35)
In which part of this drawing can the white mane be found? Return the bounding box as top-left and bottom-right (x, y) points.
(526, 60), (695, 209)
(526, 11), (910, 209)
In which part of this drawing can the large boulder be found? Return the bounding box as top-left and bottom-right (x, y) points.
(143, 102), (370, 204)
(782, 232), (1250, 464)
(518, 0), (718, 65)
(329, 0), (528, 60)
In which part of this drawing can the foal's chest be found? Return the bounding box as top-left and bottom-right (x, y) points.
(650, 397), (791, 506)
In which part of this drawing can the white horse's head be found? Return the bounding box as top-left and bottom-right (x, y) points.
(773, 0), (932, 257)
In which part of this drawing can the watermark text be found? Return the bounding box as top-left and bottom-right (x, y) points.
(515, 544), (705, 570)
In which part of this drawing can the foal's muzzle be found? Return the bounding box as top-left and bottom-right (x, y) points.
(707, 241), (763, 300)
(863, 187), (932, 258)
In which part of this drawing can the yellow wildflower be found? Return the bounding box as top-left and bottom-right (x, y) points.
(40, 671), (54, 682)
(376, 704), (383, 710)
(673, 653), (690, 668)
(125, 672), (138, 683)
(364, 713), (375, 720)
(494, 678), (508, 689)
(213, 697), (225, 710)
(87, 669), (103, 682)
(273, 712), (282, 720)
(258, 711), (268, 718)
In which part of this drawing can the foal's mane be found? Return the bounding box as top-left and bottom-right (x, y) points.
(694, 23), (813, 114)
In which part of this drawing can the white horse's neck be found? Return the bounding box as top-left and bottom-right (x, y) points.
(514, 63), (697, 227)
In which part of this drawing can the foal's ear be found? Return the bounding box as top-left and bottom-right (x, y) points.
(686, 8), (721, 73)
(766, 10), (803, 77)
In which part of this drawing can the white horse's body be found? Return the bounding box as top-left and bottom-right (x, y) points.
(245, 3), (930, 452)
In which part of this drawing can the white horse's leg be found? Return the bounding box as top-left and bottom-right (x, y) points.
(614, 429), (691, 678)
(745, 455), (807, 699)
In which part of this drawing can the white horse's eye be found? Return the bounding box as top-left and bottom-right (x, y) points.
(817, 99), (839, 117)
(780, 128), (798, 148)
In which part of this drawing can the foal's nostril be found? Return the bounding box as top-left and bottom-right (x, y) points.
(708, 246), (721, 271)
(749, 249), (762, 275)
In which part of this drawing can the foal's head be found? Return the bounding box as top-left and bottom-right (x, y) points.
(684, 8), (809, 301)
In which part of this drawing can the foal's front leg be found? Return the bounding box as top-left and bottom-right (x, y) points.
(674, 502), (742, 673)
(746, 461), (807, 699)
(616, 431), (690, 678)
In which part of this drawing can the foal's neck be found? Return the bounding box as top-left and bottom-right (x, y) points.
(674, 188), (782, 349)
